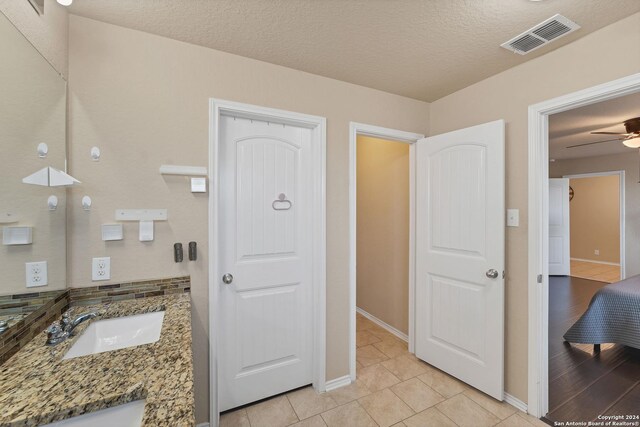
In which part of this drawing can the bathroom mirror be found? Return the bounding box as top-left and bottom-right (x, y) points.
(0, 11), (67, 327)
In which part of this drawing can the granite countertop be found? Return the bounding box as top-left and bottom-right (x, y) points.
(0, 294), (194, 427)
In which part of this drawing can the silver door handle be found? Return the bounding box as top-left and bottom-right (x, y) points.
(486, 269), (499, 279)
(222, 273), (234, 284)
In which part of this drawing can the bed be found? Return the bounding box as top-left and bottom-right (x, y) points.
(563, 274), (640, 350)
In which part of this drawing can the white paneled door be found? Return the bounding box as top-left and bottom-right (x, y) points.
(548, 178), (571, 276)
(218, 115), (313, 411)
(415, 120), (505, 400)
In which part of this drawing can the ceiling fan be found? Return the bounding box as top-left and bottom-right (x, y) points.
(567, 117), (640, 149)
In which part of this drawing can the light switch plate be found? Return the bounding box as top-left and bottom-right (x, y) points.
(507, 209), (520, 227)
(26, 261), (48, 288)
(191, 177), (207, 193)
(92, 257), (111, 281)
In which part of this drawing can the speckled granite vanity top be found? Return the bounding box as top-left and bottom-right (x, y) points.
(0, 294), (193, 427)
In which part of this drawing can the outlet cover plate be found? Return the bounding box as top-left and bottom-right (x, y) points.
(26, 261), (48, 287)
(92, 257), (111, 281)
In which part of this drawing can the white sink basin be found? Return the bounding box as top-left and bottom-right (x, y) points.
(40, 399), (146, 427)
(63, 311), (165, 360)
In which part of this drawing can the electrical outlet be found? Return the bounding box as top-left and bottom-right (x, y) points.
(92, 257), (111, 281)
(594, 249), (600, 256)
(26, 261), (48, 288)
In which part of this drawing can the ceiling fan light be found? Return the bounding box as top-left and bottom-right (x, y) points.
(623, 137), (640, 148)
(57, 0), (72, 6)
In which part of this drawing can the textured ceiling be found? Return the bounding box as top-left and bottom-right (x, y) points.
(66, 0), (640, 102)
(549, 91), (640, 160)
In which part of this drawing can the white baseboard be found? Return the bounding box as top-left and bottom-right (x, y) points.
(570, 257), (620, 267)
(325, 375), (351, 392)
(196, 423), (210, 427)
(356, 307), (408, 342)
(504, 392), (527, 413)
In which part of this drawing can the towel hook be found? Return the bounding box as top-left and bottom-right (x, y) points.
(272, 193), (292, 211)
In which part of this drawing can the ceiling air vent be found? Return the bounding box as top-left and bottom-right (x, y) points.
(501, 14), (580, 55)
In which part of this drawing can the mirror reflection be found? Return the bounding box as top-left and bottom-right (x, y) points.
(0, 12), (67, 331)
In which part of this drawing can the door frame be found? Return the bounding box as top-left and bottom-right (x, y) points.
(348, 122), (424, 382)
(527, 72), (640, 418)
(209, 99), (327, 425)
(562, 170), (626, 279)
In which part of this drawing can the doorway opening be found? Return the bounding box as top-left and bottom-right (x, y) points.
(356, 134), (411, 361)
(527, 73), (640, 420)
(348, 122), (423, 383)
(563, 172), (624, 283)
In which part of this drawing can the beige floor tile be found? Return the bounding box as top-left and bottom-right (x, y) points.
(327, 379), (371, 405)
(403, 407), (457, 427)
(289, 414), (328, 427)
(373, 339), (410, 359)
(357, 330), (382, 347)
(220, 408), (251, 427)
(368, 328), (404, 343)
(358, 389), (414, 427)
(287, 386), (338, 420)
(356, 344), (389, 367)
(463, 388), (517, 420)
(382, 355), (429, 381)
(356, 315), (377, 331)
(356, 360), (364, 370)
(416, 367), (467, 398)
(496, 413), (535, 427)
(391, 378), (444, 412)
(320, 401), (377, 427)
(357, 363), (401, 392)
(436, 393), (501, 427)
(246, 395), (299, 427)
(391, 423), (407, 427)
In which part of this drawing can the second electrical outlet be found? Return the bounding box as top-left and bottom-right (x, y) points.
(92, 257), (111, 281)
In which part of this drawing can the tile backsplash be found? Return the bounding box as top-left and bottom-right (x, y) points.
(0, 276), (190, 365)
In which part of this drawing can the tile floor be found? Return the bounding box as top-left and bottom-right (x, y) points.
(570, 259), (621, 283)
(220, 313), (548, 427)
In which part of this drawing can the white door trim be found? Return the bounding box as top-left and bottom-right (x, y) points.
(527, 72), (640, 418)
(209, 99), (326, 426)
(562, 170), (626, 280)
(348, 122), (424, 382)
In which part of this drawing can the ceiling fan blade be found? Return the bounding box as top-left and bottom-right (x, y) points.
(590, 131), (630, 135)
(566, 137), (625, 149)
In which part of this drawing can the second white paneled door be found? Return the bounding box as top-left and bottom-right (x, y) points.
(218, 114), (314, 411)
(548, 178), (571, 276)
(415, 120), (505, 400)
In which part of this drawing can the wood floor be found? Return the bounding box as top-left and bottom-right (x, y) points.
(570, 259), (621, 283)
(546, 276), (640, 424)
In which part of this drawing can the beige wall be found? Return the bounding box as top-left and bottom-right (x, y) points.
(429, 13), (640, 402)
(67, 15), (430, 423)
(0, 0), (68, 77)
(356, 136), (409, 334)
(551, 152), (638, 276)
(0, 12), (67, 296)
(568, 176), (620, 264)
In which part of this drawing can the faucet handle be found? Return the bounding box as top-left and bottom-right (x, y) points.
(60, 312), (71, 330)
(45, 321), (62, 335)
(45, 321), (67, 346)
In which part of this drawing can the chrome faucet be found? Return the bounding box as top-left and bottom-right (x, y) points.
(45, 309), (101, 346)
(65, 312), (99, 336)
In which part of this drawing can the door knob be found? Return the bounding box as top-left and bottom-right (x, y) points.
(486, 269), (499, 279)
(222, 273), (234, 284)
